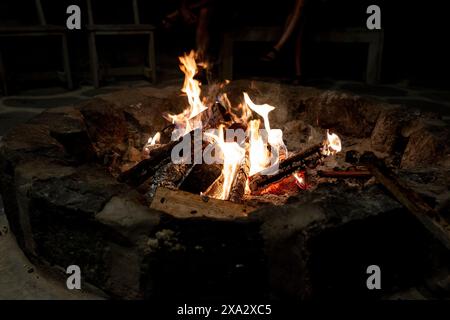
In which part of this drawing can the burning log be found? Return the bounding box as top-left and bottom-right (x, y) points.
(150, 187), (255, 219)
(362, 152), (450, 251)
(118, 129), (201, 187)
(141, 161), (194, 201)
(199, 99), (237, 132)
(248, 143), (323, 192)
(203, 174), (224, 198)
(117, 139), (178, 186)
(317, 169), (372, 178)
(229, 145), (250, 203)
(202, 101), (226, 129)
(215, 100), (234, 123)
(178, 163), (222, 194)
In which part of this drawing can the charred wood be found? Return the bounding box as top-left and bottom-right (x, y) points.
(118, 130), (196, 186)
(362, 152), (450, 251)
(317, 169), (372, 178)
(178, 163), (223, 194)
(249, 143), (322, 192)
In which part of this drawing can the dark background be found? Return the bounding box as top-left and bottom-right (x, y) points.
(0, 0), (449, 91)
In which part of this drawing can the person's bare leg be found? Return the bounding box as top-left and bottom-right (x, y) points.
(265, 12), (293, 61)
(261, 0), (305, 62)
(273, 0), (304, 51)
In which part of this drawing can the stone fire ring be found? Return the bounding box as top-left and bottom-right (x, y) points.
(1, 81), (449, 299)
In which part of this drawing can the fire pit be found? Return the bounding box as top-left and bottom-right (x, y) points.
(1, 52), (450, 300)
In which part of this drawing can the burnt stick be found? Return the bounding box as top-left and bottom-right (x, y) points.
(248, 143), (323, 192)
(118, 130), (197, 187)
(317, 169), (372, 178)
(362, 152), (450, 251)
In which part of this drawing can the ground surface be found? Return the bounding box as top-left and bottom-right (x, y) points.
(0, 197), (101, 299)
(0, 75), (449, 299)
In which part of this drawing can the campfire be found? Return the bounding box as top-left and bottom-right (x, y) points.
(1, 49), (449, 300)
(118, 51), (343, 212)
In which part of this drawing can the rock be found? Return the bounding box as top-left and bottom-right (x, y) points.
(11, 160), (78, 252)
(101, 87), (185, 134)
(282, 120), (323, 151)
(123, 96), (179, 134)
(401, 121), (450, 168)
(43, 109), (96, 163)
(96, 194), (161, 242)
(251, 183), (402, 299)
(103, 87), (182, 112)
(104, 243), (143, 299)
(401, 117), (447, 138)
(19, 164), (134, 298)
(138, 216), (265, 300)
(0, 123), (65, 164)
(29, 165), (125, 217)
(371, 110), (402, 154)
(28, 108), (97, 163)
(1, 83), (448, 300)
(79, 98), (129, 154)
(396, 168), (450, 208)
(304, 91), (382, 137)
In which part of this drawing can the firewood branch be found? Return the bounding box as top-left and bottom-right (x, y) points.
(362, 152), (450, 251)
(248, 143), (323, 192)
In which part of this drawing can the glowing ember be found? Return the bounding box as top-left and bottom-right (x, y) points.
(293, 171), (308, 189)
(256, 175), (299, 195)
(322, 130), (342, 156)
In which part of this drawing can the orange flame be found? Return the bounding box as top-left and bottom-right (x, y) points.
(148, 132), (161, 146)
(205, 126), (245, 200)
(322, 130), (342, 156)
(167, 50), (208, 140)
(248, 119), (270, 176)
(293, 171), (308, 189)
(146, 51), (346, 200)
(243, 92), (274, 131)
(179, 50), (208, 119)
(243, 93), (288, 176)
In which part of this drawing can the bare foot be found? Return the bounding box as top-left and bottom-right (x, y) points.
(260, 47), (279, 62)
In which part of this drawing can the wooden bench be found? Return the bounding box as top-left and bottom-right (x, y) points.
(313, 27), (384, 85)
(0, 0), (73, 95)
(220, 26), (384, 84)
(86, 0), (157, 88)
